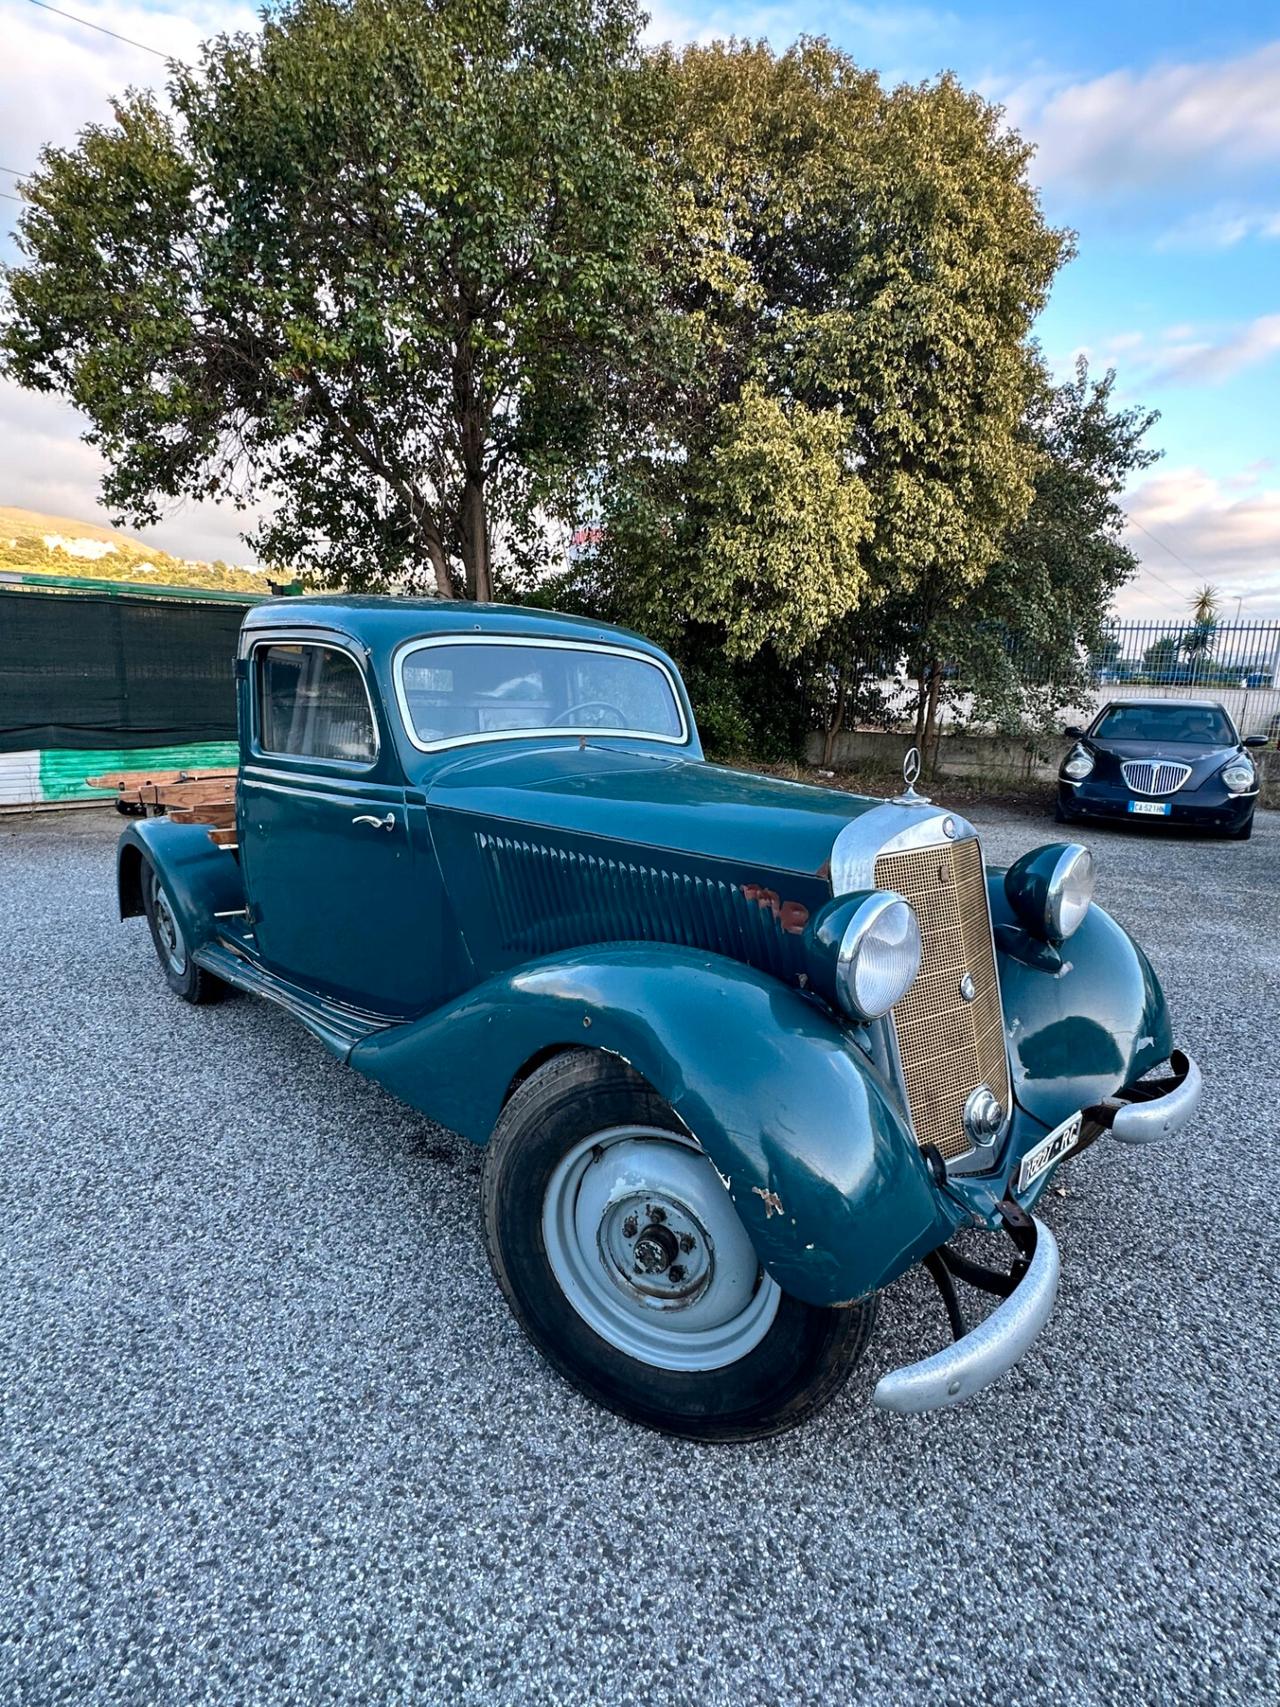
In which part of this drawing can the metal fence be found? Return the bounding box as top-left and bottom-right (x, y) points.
(1068, 618), (1280, 738)
(858, 619), (1280, 740)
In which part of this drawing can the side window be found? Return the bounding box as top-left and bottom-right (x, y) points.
(257, 643), (377, 764)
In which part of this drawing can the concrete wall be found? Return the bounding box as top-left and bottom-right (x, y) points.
(806, 728), (1280, 806)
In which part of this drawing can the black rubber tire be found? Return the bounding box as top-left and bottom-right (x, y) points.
(482, 1049), (877, 1441)
(1054, 797), (1074, 824)
(140, 857), (226, 1005)
(1228, 815), (1254, 841)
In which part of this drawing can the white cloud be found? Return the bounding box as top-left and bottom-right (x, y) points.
(0, 4), (258, 186)
(1122, 465), (1280, 617)
(1151, 314), (1280, 387)
(0, 375), (261, 564)
(1000, 40), (1280, 196)
(1, 4), (263, 559)
(1157, 205), (1280, 251)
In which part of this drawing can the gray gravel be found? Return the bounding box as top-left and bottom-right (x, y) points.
(1, 801), (1278, 1707)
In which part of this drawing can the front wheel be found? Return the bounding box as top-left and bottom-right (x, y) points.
(482, 1050), (876, 1440)
(140, 858), (225, 1004)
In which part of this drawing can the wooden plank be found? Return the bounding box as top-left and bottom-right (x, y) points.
(87, 767), (235, 792)
(207, 828), (238, 848)
(168, 801), (236, 828)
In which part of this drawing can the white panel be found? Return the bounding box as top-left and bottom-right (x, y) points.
(0, 750), (42, 807)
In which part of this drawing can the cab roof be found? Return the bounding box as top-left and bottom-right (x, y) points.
(241, 595), (665, 659)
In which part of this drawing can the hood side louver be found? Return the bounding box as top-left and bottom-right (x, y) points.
(475, 831), (808, 981)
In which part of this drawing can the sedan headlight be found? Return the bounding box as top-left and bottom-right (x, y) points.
(806, 891), (922, 1021)
(1221, 758), (1256, 794)
(1004, 843), (1095, 945)
(1062, 744), (1095, 782)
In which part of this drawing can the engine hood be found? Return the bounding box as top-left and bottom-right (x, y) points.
(1082, 736), (1242, 789)
(1089, 737), (1237, 765)
(424, 744), (880, 880)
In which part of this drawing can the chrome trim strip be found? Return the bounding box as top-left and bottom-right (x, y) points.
(1121, 758), (1193, 796)
(391, 634), (690, 754)
(1111, 1053), (1202, 1145)
(830, 802), (979, 894)
(836, 802), (1010, 1171)
(872, 1218), (1060, 1413)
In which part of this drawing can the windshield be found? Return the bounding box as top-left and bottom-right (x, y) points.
(395, 638), (687, 750)
(1092, 703), (1235, 745)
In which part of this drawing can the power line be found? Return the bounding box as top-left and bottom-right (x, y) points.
(0, 189), (26, 205)
(1, 165), (29, 178)
(1123, 512), (1207, 591)
(23, 0), (172, 62)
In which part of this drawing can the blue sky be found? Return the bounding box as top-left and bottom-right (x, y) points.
(2, 0), (1278, 615)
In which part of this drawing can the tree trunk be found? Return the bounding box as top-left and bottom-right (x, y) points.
(459, 475), (492, 603)
(921, 660), (944, 776)
(912, 662), (928, 746)
(822, 672), (848, 767)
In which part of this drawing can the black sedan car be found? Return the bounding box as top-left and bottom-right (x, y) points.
(1057, 698), (1267, 839)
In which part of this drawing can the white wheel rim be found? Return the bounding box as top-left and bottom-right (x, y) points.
(541, 1126), (781, 1372)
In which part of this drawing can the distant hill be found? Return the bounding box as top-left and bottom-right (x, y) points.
(0, 506), (273, 594)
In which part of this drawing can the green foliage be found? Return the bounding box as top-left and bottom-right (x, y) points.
(1143, 635), (1181, 678)
(695, 387), (870, 660)
(944, 360), (1161, 743)
(554, 39), (1066, 724)
(2, 0), (658, 599)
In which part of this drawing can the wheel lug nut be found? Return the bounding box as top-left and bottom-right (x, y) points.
(622, 1214), (638, 1239)
(678, 1233), (695, 1253)
(648, 1206), (667, 1223)
(668, 1264), (685, 1283)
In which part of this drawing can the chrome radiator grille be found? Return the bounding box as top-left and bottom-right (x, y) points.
(875, 836), (1010, 1162)
(1121, 759), (1192, 796)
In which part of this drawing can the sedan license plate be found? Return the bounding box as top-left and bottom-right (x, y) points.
(1017, 1111), (1084, 1193)
(1128, 800), (1171, 816)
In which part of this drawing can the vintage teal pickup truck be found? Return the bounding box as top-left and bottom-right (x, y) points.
(118, 598), (1201, 1439)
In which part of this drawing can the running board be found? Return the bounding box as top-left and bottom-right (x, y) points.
(195, 941), (400, 1059)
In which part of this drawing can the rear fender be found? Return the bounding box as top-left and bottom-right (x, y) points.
(990, 877), (1172, 1132)
(117, 819), (245, 957)
(350, 945), (955, 1307)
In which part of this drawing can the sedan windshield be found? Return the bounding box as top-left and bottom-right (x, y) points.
(396, 639), (686, 750)
(1092, 704), (1235, 745)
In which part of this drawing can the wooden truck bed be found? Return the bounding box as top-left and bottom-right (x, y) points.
(89, 769), (238, 848)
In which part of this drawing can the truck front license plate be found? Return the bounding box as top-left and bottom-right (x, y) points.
(1128, 800), (1171, 816)
(1017, 1111), (1084, 1193)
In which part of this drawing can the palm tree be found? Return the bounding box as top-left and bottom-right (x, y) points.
(1182, 584), (1220, 680)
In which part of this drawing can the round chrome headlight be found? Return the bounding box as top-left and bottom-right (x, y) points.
(1062, 745), (1094, 781)
(1004, 842), (1095, 946)
(1221, 758), (1255, 794)
(806, 891), (922, 1021)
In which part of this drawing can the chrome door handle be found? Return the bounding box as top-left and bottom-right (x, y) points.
(352, 812), (396, 831)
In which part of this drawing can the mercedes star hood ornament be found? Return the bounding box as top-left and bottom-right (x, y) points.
(892, 744), (932, 807)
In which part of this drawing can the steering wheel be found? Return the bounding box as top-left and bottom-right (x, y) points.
(552, 700), (626, 728)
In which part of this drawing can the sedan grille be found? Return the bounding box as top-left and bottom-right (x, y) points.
(874, 836), (1009, 1163)
(1121, 759), (1192, 796)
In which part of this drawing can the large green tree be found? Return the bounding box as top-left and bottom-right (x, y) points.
(809, 360), (1160, 765)
(552, 39), (1067, 668)
(1, 0), (657, 598)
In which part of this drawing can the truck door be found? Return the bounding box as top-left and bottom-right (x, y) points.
(238, 634), (435, 1015)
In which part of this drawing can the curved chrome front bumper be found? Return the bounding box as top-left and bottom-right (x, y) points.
(873, 1050), (1201, 1414)
(1109, 1050), (1202, 1145)
(872, 1217), (1060, 1414)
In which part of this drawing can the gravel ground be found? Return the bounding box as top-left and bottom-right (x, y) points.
(1, 802), (1278, 1707)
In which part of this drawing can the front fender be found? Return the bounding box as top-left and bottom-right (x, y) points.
(350, 946), (955, 1307)
(990, 876), (1172, 1133)
(117, 819), (245, 956)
